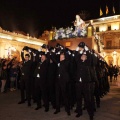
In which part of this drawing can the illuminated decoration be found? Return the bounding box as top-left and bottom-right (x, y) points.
(53, 15), (87, 40)
(111, 22), (119, 30)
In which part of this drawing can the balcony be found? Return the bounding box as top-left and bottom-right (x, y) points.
(103, 46), (120, 49)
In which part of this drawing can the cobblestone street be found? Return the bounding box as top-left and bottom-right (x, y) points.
(0, 77), (120, 120)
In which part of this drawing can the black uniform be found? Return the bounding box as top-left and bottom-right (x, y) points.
(34, 57), (49, 111)
(47, 61), (57, 108)
(51, 53), (71, 115)
(19, 51), (33, 105)
(75, 50), (94, 118)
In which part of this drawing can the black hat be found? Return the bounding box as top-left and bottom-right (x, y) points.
(41, 44), (47, 49)
(25, 54), (30, 57)
(56, 43), (60, 47)
(23, 46), (29, 51)
(78, 42), (85, 48)
(49, 47), (54, 51)
(41, 51), (46, 55)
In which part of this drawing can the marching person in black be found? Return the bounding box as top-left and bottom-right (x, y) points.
(47, 47), (57, 109)
(108, 64), (114, 82)
(34, 51), (49, 112)
(74, 42), (94, 120)
(51, 48), (71, 116)
(113, 65), (119, 80)
(18, 46), (33, 106)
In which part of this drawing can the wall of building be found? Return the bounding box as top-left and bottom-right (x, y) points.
(48, 37), (98, 51)
(0, 28), (47, 61)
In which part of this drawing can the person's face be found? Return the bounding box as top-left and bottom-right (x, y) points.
(41, 55), (46, 62)
(79, 47), (84, 51)
(60, 54), (65, 61)
(81, 54), (87, 61)
(25, 56), (29, 61)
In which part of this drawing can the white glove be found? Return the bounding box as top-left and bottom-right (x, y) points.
(84, 46), (89, 51)
(68, 51), (71, 55)
(72, 54), (75, 57)
(76, 47), (79, 51)
(33, 53), (36, 56)
(28, 49), (31, 53)
(57, 51), (60, 55)
(58, 63), (60, 67)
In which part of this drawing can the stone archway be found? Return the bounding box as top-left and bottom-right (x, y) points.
(104, 55), (113, 65)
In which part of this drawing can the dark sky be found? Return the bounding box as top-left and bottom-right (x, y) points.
(0, 0), (119, 37)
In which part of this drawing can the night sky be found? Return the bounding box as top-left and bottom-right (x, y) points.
(0, 0), (119, 37)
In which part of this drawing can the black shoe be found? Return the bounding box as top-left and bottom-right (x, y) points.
(54, 110), (60, 114)
(45, 108), (49, 112)
(35, 106), (41, 110)
(94, 108), (96, 112)
(90, 116), (94, 120)
(97, 104), (100, 108)
(76, 113), (82, 117)
(28, 102), (31, 107)
(18, 101), (25, 104)
(83, 107), (86, 110)
(33, 100), (36, 103)
(74, 109), (78, 113)
(67, 111), (71, 116)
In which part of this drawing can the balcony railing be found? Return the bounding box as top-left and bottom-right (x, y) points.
(103, 46), (120, 49)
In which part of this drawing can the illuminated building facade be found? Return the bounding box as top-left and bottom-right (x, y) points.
(0, 27), (47, 60)
(86, 15), (120, 66)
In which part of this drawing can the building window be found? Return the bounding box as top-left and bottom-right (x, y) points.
(96, 27), (99, 32)
(108, 26), (111, 31)
(106, 41), (112, 48)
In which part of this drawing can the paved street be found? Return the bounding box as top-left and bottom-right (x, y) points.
(0, 77), (120, 120)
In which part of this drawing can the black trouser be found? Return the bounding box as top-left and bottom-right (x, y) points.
(48, 82), (56, 108)
(35, 78), (49, 109)
(110, 75), (113, 82)
(20, 78), (31, 103)
(55, 82), (70, 112)
(94, 87), (100, 107)
(76, 82), (94, 116)
(31, 77), (36, 101)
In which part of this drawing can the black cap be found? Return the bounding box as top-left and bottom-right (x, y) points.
(41, 44), (47, 49)
(25, 54), (30, 57)
(40, 51), (46, 55)
(49, 47), (54, 51)
(78, 42), (85, 48)
(56, 43), (60, 47)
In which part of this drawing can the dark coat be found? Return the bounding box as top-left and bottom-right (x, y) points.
(75, 51), (92, 83)
(21, 52), (33, 79)
(56, 60), (70, 85)
(34, 60), (49, 85)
